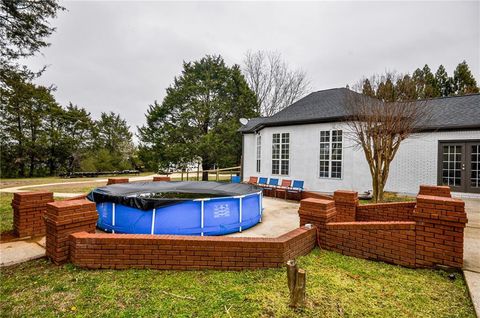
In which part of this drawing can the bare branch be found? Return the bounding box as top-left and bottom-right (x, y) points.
(242, 50), (310, 116)
(345, 72), (433, 201)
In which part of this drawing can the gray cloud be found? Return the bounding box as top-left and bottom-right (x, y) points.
(25, 1), (479, 138)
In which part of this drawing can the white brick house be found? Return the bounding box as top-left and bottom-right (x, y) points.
(239, 88), (480, 196)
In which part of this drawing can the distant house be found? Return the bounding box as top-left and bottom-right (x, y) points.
(239, 88), (480, 196)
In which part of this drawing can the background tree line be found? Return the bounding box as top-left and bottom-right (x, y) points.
(360, 61), (478, 101)
(0, 72), (137, 177)
(1, 1), (137, 178)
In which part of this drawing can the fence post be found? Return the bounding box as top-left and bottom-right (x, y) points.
(216, 168), (219, 181)
(196, 166), (200, 181)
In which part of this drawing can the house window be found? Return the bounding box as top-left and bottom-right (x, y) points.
(272, 133), (289, 175)
(256, 134), (261, 173)
(319, 130), (342, 179)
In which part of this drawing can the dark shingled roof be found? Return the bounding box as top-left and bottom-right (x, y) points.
(239, 88), (480, 133)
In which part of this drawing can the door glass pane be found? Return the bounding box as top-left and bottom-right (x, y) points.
(471, 144), (480, 188)
(442, 145), (462, 187)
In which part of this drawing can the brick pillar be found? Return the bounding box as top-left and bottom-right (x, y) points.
(44, 200), (98, 265)
(298, 198), (336, 247)
(413, 194), (467, 269)
(107, 178), (129, 185)
(11, 191), (54, 238)
(333, 190), (358, 222)
(153, 176), (171, 182)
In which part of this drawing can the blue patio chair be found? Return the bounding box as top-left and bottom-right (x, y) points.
(291, 180), (304, 190)
(266, 178), (279, 188)
(258, 177), (268, 186)
(286, 180), (304, 200)
(231, 176), (241, 183)
(263, 178), (279, 197)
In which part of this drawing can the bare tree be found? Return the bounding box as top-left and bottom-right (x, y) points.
(345, 73), (431, 202)
(242, 51), (310, 116)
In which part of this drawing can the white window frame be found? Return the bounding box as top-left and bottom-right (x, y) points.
(272, 132), (290, 176)
(319, 130), (343, 179)
(256, 134), (261, 173)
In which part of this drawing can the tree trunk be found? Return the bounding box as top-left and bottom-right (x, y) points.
(201, 162), (210, 181)
(286, 260), (297, 293)
(289, 269), (306, 308)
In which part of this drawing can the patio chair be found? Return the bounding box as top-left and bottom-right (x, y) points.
(257, 177), (268, 187)
(275, 179), (292, 199)
(263, 178), (279, 197)
(247, 176), (258, 184)
(231, 176), (241, 183)
(286, 180), (304, 201)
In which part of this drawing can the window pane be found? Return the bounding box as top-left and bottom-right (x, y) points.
(319, 130), (342, 178)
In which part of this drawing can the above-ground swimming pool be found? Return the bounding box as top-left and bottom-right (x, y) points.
(87, 181), (263, 236)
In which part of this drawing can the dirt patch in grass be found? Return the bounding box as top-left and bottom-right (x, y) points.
(0, 249), (475, 318)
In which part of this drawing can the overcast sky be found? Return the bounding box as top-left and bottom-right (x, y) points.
(25, 1), (479, 137)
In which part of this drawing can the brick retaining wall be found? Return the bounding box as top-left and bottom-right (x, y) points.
(69, 226), (316, 270)
(356, 202), (416, 222)
(324, 221), (416, 267)
(299, 186), (468, 269)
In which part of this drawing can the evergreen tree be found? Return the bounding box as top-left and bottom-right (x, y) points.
(395, 74), (417, 101)
(138, 55), (257, 179)
(95, 112), (135, 170)
(422, 64), (439, 98)
(435, 65), (453, 97)
(361, 79), (375, 97)
(412, 68), (425, 98)
(452, 61), (479, 95)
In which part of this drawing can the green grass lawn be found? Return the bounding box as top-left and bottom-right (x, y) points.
(0, 193), (13, 233)
(0, 181), (474, 317)
(0, 249), (474, 318)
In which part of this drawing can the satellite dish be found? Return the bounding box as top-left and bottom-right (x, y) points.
(239, 118), (248, 125)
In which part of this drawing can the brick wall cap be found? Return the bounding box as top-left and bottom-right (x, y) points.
(300, 198), (334, 205)
(13, 191), (53, 196)
(416, 195), (464, 206)
(419, 185), (451, 197)
(47, 199), (95, 209)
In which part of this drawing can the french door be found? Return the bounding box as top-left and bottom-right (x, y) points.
(438, 141), (480, 193)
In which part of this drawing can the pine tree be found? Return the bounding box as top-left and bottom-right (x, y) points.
(138, 55), (258, 178)
(452, 61), (479, 95)
(422, 64), (439, 98)
(361, 79), (375, 97)
(435, 65), (453, 97)
(412, 68), (425, 98)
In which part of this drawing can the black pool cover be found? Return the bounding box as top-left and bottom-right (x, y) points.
(87, 181), (263, 210)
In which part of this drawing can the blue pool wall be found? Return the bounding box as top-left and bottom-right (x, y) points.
(95, 191), (263, 236)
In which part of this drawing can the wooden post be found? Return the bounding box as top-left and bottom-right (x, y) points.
(186, 170), (189, 181)
(216, 168), (219, 181)
(286, 259), (306, 308)
(181, 170), (184, 181)
(197, 166), (200, 181)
